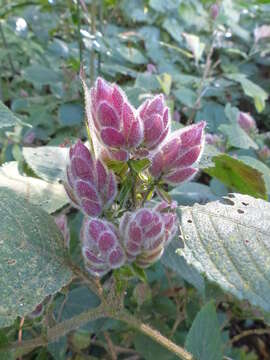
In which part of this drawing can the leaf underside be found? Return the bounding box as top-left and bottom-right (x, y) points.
(178, 193), (270, 312)
(0, 188), (73, 327)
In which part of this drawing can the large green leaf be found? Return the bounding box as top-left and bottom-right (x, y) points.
(23, 146), (68, 183)
(0, 101), (22, 129)
(205, 154), (267, 200)
(0, 162), (68, 213)
(0, 188), (72, 327)
(185, 302), (223, 360)
(178, 193), (270, 312)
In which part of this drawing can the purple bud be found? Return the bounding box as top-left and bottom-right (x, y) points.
(149, 121), (206, 185)
(81, 218), (126, 277)
(154, 201), (178, 245)
(210, 4), (219, 20)
(146, 63), (157, 74)
(65, 140), (117, 217)
(173, 110), (181, 122)
(23, 130), (36, 145)
(139, 95), (170, 151)
(90, 77), (143, 158)
(258, 145), (270, 161)
(28, 303), (44, 319)
(238, 112), (257, 133)
(120, 208), (168, 268)
(55, 214), (70, 249)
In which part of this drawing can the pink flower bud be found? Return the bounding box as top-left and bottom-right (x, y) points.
(149, 121), (206, 185)
(238, 112), (257, 133)
(90, 77), (143, 161)
(65, 140), (117, 217)
(55, 214), (70, 249)
(173, 110), (181, 122)
(28, 303), (44, 319)
(119, 206), (177, 268)
(210, 4), (219, 20)
(146, 63), (157, 74)
(258, 145), (270, 161)
(138, 94), (170, 151)
(81, 218), (126, 277)
(154, 201), (178, 245)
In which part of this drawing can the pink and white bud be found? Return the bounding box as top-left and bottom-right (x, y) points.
(90, 77), (143, 161)
(120, 208), (169, 268)
(149, 121), (206, 185)
(138, 94), (170, 151)
(238, 112), (257, 133)
(210, 3), (219, 20)
(154, 201), (178, 245)
(81, 218), (126, 277)
(55, 214), (70, 249)
(258, 145), (270, 161)
(65, 140), (117, 217)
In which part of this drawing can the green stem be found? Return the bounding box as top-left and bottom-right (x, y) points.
(0, 22), (16, 75)
(90, 0), (96, 86)
(141, 182), (155, 206)
(116, 310), (194, 360)
(77, 0), (83, 67)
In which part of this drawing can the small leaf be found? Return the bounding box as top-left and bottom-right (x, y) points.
(106, 159), (129, 176)
(219, 123), (258, 150)
(178, 193), (270, 312)
(183, 33), (205, 64)
(0, 101), (23, 129)
(226, 74), (268, 113)
(129, 158), (151, 173)
(0, 188), (72, 327)
(185, 302), (223, 360)
(156, 73), (172, 96)
(205, 154), (267, 200)
(23, 146), (68, 183)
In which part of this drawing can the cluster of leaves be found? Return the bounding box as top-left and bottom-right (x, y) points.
(0, 0), (270, 359)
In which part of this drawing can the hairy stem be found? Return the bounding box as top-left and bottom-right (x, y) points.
(116, 310), (194, 360)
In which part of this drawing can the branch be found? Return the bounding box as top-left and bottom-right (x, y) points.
(116, 310), (194, 360)
(7, 305), (108, 358)
(229, 327), (270, 345)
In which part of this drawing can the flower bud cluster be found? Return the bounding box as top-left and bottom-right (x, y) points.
(64, 77), (206, 277)
(238, 112), (257, 134)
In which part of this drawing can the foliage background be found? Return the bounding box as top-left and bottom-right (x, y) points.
(0, 0), (270, 359)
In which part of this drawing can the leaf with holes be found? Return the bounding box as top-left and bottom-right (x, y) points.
(0, 188), (72, 327)
(205, 154), (267, 200)
(177, 193), (270, 312)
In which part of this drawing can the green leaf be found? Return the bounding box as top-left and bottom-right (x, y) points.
(0, 162), (68, 214)
(161, 237), (205, 294)
(226, 74), (268, 113)
(129, 158), (151, 173)
(205, 154), (267, 200)
(185, 302), (223, 360)
(58, 103), (84, 127)
(106, 159), (128, 176)
(23, 65), (61, 85)
(173, 87), (197, 107)
(0, 101), (22, 129)
(219, 123), (258, 150)
(183, 33), (205, 64)
(178, 193), (270, 312)
(0, 188), (72, 327)
(23, 146), (68, 183)
(170, 182), (218, 206)
(237, 155), (270, 195)
(156, 73), (172, 96)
